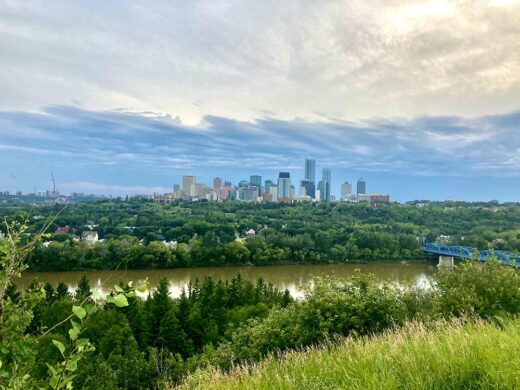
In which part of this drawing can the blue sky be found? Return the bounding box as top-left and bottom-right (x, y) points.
(1, 106), (520, 201)
(1, 1), (520, 201)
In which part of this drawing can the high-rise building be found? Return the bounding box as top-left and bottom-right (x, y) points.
(341, 182), (352, 199)
(357, 178), (366, 195)
(250, 175), (262, 196)
(317, 181), (325, 201)
(194, 183), (207, 197)
(300, 179), (315, 199)
(270, 185), (278, 202)
(223, 180), (232, 187)
(305, 159), (316, 183)
(322, 168), (331, 200)
(213, 177), (223, 189)
(182, 175), (196, 196)
(277, 172), (291, 199)
(265, 179), (274, 194)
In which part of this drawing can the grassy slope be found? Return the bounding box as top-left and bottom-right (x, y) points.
(177, 319), (520, 390)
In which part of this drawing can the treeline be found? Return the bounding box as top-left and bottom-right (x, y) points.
(13, 260), (520, 388)
(2, 199), (520, 270)
(15, 274), (291, 389)
(27, 232), (423, 271)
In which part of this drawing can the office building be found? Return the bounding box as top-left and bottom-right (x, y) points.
(322, 168), (331, 200)
(341, 182), (352, 199)
(270, 185), (278, 202)
(213, 177), (223, 189)
(223, 180), (232, 187)
(265, 180), (274, 193)
(250, 175), (262, 195)
(305, 159), (316, 183)
(317, 180), (325, 201)
(277, 172), (291, 198)
(238, 180), (249, 188)
(357, 178), (366, 195)
(183, 175), (196, 196)
(357, 194), (389, 204)
(300, 179), (315, 199)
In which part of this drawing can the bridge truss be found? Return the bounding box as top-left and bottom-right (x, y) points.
(423, 242), (520, 267)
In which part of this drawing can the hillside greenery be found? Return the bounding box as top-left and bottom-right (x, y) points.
(177, 318), (520, 390)
(4, 252), (520, 388)
(1, 199), (520, 270)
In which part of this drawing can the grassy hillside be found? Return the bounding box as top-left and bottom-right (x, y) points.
(176, 318), (520, 390)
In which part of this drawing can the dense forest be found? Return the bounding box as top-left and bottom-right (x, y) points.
(1, 199), (520, 271)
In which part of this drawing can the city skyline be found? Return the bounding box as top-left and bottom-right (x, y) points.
(1, 2), (520, 202)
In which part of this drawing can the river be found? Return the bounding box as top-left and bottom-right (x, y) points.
(18, 261), (436, 298)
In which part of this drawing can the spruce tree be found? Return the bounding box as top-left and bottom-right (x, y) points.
(75, 274), (91, 301)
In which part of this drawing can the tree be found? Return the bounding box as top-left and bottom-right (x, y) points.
(75, 274), (91, 302)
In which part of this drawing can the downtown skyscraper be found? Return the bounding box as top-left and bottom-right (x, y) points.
(357, 178), (366, 195)
(277, 172), (291, 198)
(305, 159), (316, 183)
(322, 168), (331, 200)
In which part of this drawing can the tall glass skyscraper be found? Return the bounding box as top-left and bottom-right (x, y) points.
(357, 178), (366, 195)
(322, 168), (331, 200)
(300, 179), (315, 198)
(305, 159), (316, 183)
(277, 172), (291, 198)
(250, 175), (262, 195)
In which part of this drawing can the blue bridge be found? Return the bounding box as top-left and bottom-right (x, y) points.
(423, 242), (520, 267)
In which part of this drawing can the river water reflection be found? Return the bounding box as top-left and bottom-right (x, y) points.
(18, 262), (436, 298)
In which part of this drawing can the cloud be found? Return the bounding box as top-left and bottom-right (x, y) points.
(1, 105), (519, 179)
(1, 1), (520, 124)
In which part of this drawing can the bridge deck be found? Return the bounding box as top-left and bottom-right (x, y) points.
(423, 243), (520, 268)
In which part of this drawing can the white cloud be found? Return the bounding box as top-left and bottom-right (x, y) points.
(0, 1), (519, 124)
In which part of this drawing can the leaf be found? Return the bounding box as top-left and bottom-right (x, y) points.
(72, 305), (87, 320)
(75, 338), (89, 348)
(91, 290), (101, 301)
(52, 340), (66, 355)
(114, 285), (124, 293)
(113, 294), (129, 307)
(69, 326), (80, 341)
(84, 304), (96, 315)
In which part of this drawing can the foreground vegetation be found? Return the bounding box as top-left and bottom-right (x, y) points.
(1, 199), (520, 270)
(3, 215), (520, 388)
(178, 318), (520, 390)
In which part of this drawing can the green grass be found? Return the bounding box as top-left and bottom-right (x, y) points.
(176, 318), (520, 390)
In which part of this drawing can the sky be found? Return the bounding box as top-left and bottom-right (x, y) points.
(1, 0), (520, 201)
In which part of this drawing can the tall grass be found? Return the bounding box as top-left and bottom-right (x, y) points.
(176, 318), (520, 389)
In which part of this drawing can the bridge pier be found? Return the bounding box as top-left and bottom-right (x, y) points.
(438, 255), (454, 267)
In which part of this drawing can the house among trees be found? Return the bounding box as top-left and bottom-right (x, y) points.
(55, 226), (70, 234)
(81, 231), (99, 245)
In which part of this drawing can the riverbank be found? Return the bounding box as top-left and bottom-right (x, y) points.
(18, 262), (436, 297)
(176, 317), (520, 389)
(26, 257), (431, 273)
